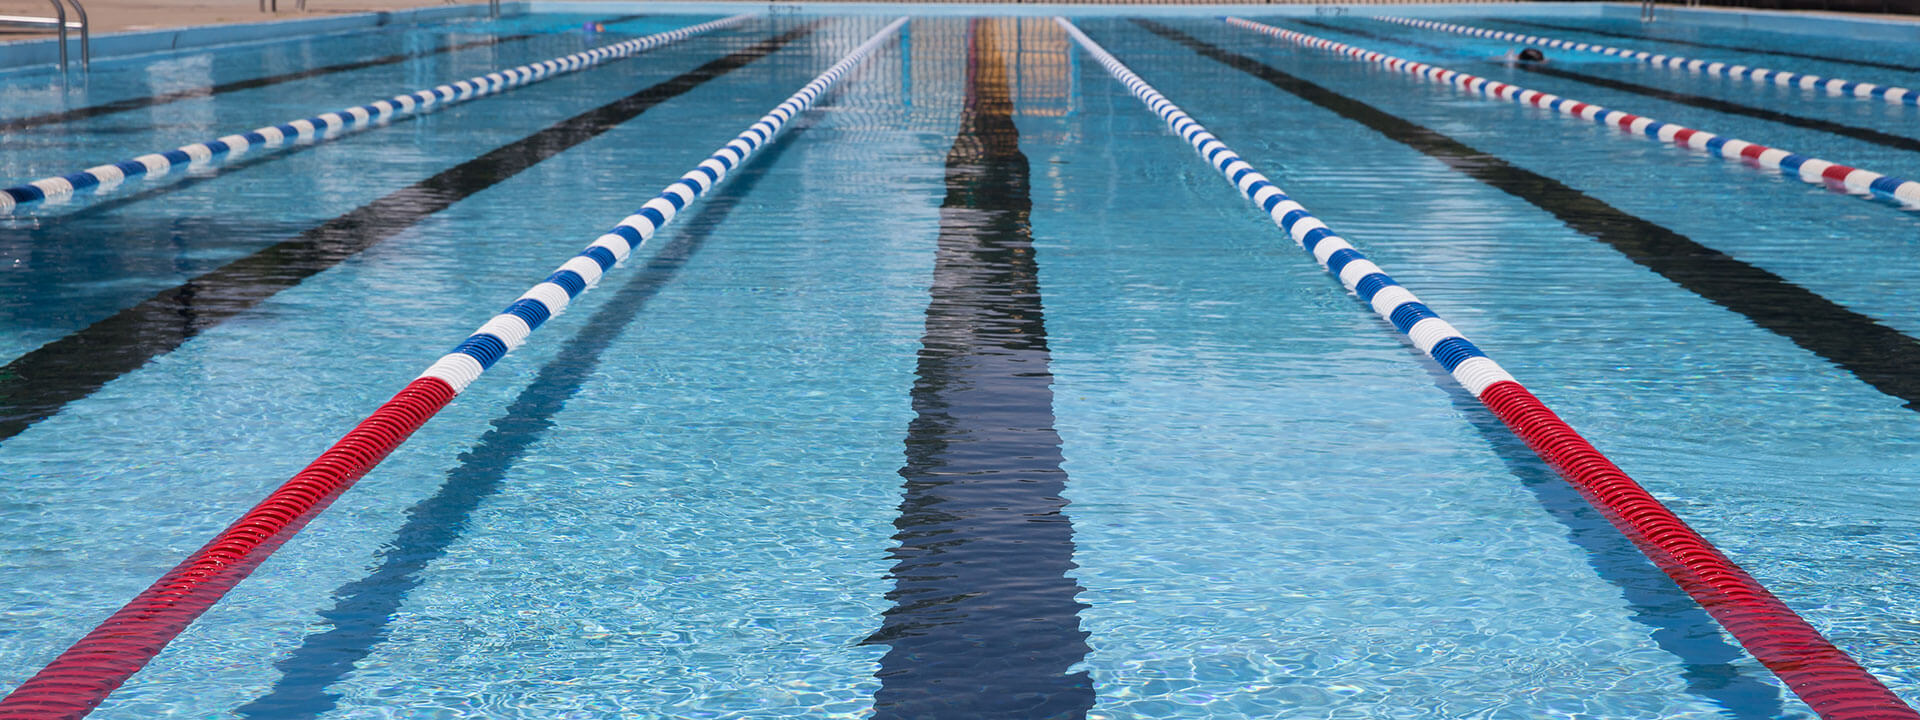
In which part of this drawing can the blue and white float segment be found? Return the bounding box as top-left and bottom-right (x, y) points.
(1375, 15), (1917, 108)
(1054, 20), (1920, 719)
(1051, 16), (1514, 398)
(417, 16), (909, 394)
(1222, 17), (1920, 210)
(0, 13), (756, 215)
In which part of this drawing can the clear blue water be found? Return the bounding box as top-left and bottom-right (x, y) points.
(1, 8), (1918, 719)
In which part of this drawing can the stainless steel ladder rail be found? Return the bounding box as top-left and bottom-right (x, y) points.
(43, 0), (65, 71)
(0, 0), (82, 73)
(63, 0), (87, 70)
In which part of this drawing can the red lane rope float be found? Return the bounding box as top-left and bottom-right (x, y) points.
(0, 378), (455, 720)
(1056, 15), (1918, 720)
(0, 16), (909, 718)
(1478, 382), (1913, 719)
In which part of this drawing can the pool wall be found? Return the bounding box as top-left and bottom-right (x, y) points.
(1597, 2), (1920, 40)
(0, 2), (531, 71)
(6, 1), (1913, 72)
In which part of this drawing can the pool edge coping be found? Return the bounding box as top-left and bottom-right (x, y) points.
(1599, 3), (1920, 41)
(0, 2), (529, 73)
(4, 2), (1916, 78)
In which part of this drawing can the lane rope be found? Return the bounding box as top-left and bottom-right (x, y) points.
(1374, 16), (1919, 108)
(0, 17), (907, 720)
(1058, 16), (1920, 720)
(1221, 17), (1920, 209)
(0, 13), (755, 215)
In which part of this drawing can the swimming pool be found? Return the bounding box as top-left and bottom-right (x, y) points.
(2, 4), (1918, 718)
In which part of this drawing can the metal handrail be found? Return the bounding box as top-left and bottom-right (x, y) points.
(0, 13), (80, 27)
(45, 0), (66, 72)
(62, 0), (87, 70)
(11, 0), (88, 74)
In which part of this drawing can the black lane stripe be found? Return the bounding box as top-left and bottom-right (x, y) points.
(19, 15), (668, 220)
(3, 35), (539, 133)
(0, 14), (656, 133)
(1514, 63), (1920, 154)
(0, 22), (821, 443)
(1293, 18), (1451, 53)
(231, 119), (805, 720)
(866, 19), (1094, 720)
(33, 129), (342, 221)
(1492, 18), (1920, 74)
(1291, 19), (1920, 155)
(1140, 24), (1826, 716)
(1133, 19), (1920, 412)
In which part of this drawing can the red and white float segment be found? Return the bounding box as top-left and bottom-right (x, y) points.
(0, 13), (754, 214)
(1222, 16), (1920, 209)
(0, 17), (906, 720)
(1059, 15), (1920, 720)
(1374, 15), (1918, 108)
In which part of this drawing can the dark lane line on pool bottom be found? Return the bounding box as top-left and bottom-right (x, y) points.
(0, 15), (647, 134)
(1128, 21), (1802, 718)
(1487, 18), (1920, 74)
(865, 19), (1095, 720)
(0, 21), (822, 443)
(1513, 63), (1920, 154)
(230, 118), (810, 720)
(3, 34), (537, 132)
(1292, 18), (1451, 54)
(10, 14), (669, 222)
(1134, 19), (1920, 414)
(0, 14), (659, 133)
(1292, 18), (1920, 156)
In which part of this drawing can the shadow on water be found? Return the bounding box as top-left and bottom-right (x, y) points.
(232, 123), (811, 720)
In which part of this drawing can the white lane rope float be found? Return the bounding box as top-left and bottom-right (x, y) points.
(1374, 16), (1919, 108)
(1056, 16), (1920, 720)
(0, 13), (756, 214)
(1222, 17), (1920, 209)
(0, 17), (907, 720)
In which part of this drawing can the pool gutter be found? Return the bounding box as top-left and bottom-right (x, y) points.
(4, 2), (1915, 77)
(0, 1), (528, 72)
(1600, 2), (1920, 41)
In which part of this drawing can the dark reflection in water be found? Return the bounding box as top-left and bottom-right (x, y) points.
(231, 118), (812, 720)
(867, 19), (1094, 720)
(0, 22), (816, 443)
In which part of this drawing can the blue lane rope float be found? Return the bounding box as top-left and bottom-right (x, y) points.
(1374, 16), (1919, 108)
(415, 17), (903, 393)
(0, 17), (907, 720)
(1054, 16), (1920, 720)
(0, 13), (756, 215)
(1221, 17), (1920, 209)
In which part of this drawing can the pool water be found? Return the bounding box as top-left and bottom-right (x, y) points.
(1, 7), (1917, 719)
